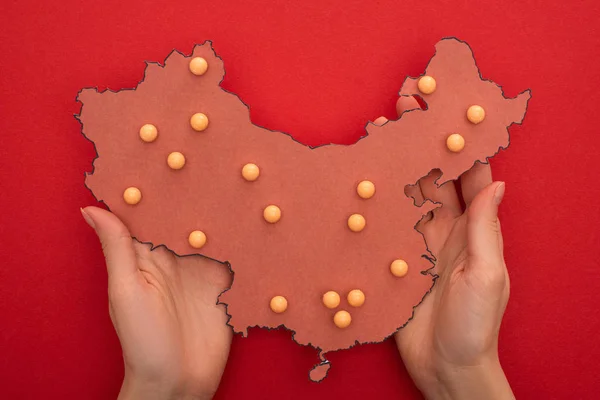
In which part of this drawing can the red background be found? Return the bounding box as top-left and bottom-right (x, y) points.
(1, 0), (599, 398)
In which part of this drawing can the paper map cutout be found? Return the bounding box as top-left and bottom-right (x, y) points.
(76, 38), (530, 381)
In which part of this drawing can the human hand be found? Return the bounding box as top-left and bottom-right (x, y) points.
(81, 206), (232, 400)
(375, 97), (513, 400)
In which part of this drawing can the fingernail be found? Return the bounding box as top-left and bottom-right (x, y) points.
(80, 207), (95, 229)
(373, 116), (388, 126)
(494, 182), (506, 205)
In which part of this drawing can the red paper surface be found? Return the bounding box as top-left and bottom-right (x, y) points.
(1, 1), (600, 399)
(77, 38), (529, 380)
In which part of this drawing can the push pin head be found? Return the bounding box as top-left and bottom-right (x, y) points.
(270, 295), (288, 313)
(263, 205), (282, 223)
(357, 180), (375, 199)
(467, 105), (486, 124)
(347, 289), (365, 307)
(190, 113), (209, 132)
(242, 163), (260, 181)
(322, 291), (341, 309)
(139, 124), (158, 142)
(446, 133), (465, 153)
(189, 57), (208, 76)
(333, 310), (352, 328)
(390, 259), (409, 277)
(123, 187), (142, 205)
(347, 214), (366, 232)
(188, 230), (207, 249)
(167, 152), (186, 170)
(417, 76), (436, 94)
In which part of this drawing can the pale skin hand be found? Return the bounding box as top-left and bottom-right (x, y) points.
(81, 206), (232, 400)
(378, 97), (514, 399)
(397, 167), (513, 400)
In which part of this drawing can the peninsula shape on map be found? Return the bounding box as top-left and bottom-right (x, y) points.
(76, 37), (530, 381)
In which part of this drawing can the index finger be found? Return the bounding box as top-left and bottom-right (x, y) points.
(460, 162), (493, 206)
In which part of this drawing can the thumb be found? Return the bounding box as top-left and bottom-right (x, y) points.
(81, 206), (138, 282)
(466, 181), (505, 269)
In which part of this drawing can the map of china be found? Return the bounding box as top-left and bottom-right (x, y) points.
(77, 38), (530, 381)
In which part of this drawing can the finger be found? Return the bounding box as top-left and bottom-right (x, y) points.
(461, 162), (492, 206)
(466, 181), (505, 270)
(396, 95), (420, 117)
(419, 170), (462, 219)
(81, 206), (138, 282)
(373, 116), (388, 126)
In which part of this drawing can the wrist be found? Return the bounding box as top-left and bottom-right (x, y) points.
(118, 372), (213, 400)
(427, 355), (514, 400)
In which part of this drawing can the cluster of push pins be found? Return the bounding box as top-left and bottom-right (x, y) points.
(268, 179), (410, 328)
(121, 60), (485, 329)
(261, 176), (409, 329)
(270, 259), (409, 329)
(122, 56), (213, 249)
(416, 75), (487, 152)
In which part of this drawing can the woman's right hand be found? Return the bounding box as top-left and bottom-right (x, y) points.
(377, 96), (514, 399)
(396, 166), (513, 400)
(81, 206), (232, 400)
